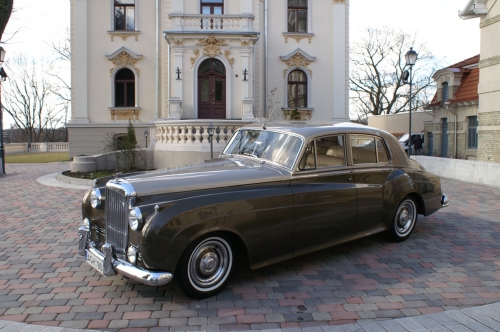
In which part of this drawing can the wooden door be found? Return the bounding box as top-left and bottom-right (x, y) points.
(198, 59), (226, 119)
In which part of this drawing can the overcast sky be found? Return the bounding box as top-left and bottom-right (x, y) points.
(1, 0), (481, 126)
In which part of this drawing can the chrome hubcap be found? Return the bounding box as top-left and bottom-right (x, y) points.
(188, 238), (232, 292)
(395, 200), (416, 236)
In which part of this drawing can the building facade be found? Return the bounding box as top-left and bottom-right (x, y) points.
(68, 0), (350, 168)
(460, 0), (500, 162)
(424, 56), (479, 159)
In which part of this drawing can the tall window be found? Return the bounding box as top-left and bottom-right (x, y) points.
(115, 0), (135, 31)
(467, 116), (478, 149)
(288, 0), (307, 32)
(201, 0), (223, 14)
(288, 70), (307, 108)
(115, 68), (135, 107)
(442, 82), (449, 102)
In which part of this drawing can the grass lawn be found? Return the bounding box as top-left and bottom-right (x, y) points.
(5, 152), (71, 163)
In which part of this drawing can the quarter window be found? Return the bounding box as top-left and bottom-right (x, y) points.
(467, 116), (478, 149)
(115, 0), (135, 31)
(115, 68), (135, 107)
(287, 70), (307, 108)
(288, 0), (307, 32)
(351, 135), (390, 164)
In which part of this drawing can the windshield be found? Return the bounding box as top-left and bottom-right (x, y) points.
(222, 129), (303, 169)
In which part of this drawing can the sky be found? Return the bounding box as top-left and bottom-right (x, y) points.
(1, 0), (481, 127)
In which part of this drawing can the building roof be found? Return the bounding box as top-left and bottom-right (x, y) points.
(428, 55), (480, 107)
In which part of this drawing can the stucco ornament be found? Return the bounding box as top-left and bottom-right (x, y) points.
(191, 49), (200, 68)
(106, 47), (143, 76)
(224, 50), (235, 68)
(280, 49), (316, 77)
(196, 35), (228, 58)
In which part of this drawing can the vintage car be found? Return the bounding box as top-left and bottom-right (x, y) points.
(78, 123), (448, 299)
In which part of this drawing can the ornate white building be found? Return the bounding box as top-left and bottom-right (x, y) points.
(68, 0), (350, 168)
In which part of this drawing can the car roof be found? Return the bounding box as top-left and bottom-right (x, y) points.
(243, 122), (394, 142)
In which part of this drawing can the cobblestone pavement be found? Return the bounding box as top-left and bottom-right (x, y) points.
(1, 163), (500, 331)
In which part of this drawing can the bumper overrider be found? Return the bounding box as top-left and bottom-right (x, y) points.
(78, 226), (173, 287)
(442, 194), (449, 208)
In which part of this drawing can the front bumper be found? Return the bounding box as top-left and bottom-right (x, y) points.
(78, 226), (173, 287)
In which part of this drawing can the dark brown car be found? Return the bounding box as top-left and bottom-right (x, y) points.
(78, 123), (448, 299)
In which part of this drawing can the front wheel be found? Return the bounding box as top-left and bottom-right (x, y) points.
(176, 234), (234, 299)
(387, 197), (418, 242)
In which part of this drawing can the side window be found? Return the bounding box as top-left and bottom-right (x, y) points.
(299, 135), (346, 170)
(115, 0), (135, 31)
(288, 0), (307, 32)
(115, 68), (135, 107)
(351, 135), (390, 164)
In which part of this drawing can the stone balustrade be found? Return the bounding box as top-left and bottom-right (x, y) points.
(155, 120), (251, 147)
(5, 142), (69, 154)
(168, 14), (254, 32)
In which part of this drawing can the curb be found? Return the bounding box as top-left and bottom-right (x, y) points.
(56, 171), (95, 186)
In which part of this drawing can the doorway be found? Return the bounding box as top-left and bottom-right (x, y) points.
(441, 118), (448, 157)
(198, 58), (226, 119)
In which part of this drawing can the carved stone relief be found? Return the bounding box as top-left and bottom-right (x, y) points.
(196, 35), (228, 58)
(108, 51), (141, 76)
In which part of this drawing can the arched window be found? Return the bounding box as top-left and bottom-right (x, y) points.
(115, 0), (135, 31)
(288, 69), (307, 108)
(115, 68), (135, 107)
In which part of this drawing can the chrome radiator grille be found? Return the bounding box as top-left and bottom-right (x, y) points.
(105, 187), (129, 259)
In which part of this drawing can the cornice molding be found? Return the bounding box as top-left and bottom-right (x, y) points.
(108, 31), (140, 42)
(479, 55), (500, 68)
(480, 14), (500, 28)
(282, 32), (314, 44)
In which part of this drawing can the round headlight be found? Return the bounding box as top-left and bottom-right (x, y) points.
(90, 188), (103, 209)
(127, 246), (137, 264)
(129, 207), (143, 231)
(83, 218), (90, 228)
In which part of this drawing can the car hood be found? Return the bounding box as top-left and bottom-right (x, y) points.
(117, 158), (288, 196)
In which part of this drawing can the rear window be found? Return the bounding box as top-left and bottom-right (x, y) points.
(351, 135), (390, 164)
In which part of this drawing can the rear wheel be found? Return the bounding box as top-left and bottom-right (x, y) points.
(176, 234), (233, 299)
(387, 197), (417, 242)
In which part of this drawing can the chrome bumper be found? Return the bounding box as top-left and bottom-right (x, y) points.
(78, 226), (173, 287)
(441, 194), (449, 208)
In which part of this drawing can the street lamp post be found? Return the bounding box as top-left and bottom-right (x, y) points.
(0, 47), (7, 175)
(144, 130), (149, 149)
(207, 122), (215, 159)
(404, 47), (418, 158)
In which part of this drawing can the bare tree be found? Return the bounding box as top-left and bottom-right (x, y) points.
(2, 55), (65, 142)
(350, 27), (439, 123)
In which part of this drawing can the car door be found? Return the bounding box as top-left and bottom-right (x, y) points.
(291, 135), (357, 253)
(350, 135), (393, 230)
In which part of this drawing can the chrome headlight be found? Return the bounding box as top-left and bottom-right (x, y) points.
(90, 188), (104, 209)
(83, 218), (90, 228)
(129, 207), (143, 231)
(127, 246), (138, 264)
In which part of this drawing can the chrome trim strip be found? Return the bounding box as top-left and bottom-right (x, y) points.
(86, 245), (173, 287)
